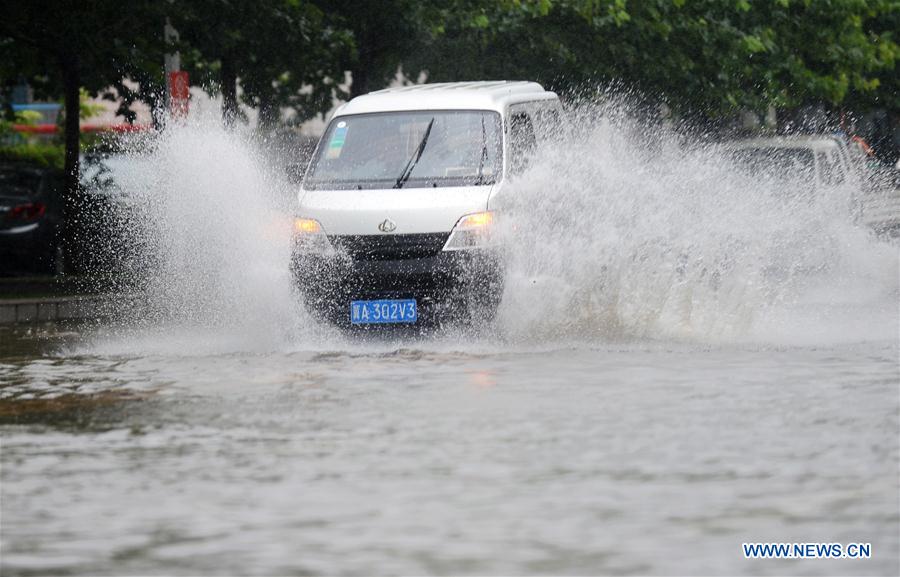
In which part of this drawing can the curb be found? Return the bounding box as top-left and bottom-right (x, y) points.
(0, 295), (112, 324)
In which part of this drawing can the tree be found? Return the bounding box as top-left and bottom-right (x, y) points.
(321, 0), (443, 97)
(172, 0), (353, 128)
(238, 3), (354, 129)
(0, 0), (167, 271)
(406, 1), (588, 89)
(411, 0), (897, 122)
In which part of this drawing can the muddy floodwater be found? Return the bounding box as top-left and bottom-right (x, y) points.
(1, 322), (897, 576)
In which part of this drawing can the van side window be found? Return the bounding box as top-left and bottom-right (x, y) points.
(533, 107), (561, 140)
(509, 112), (536, 175)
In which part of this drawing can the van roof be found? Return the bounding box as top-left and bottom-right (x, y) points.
(334, 81), (558, 117)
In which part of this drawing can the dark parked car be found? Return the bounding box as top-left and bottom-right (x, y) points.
(0, 162), (64, 275)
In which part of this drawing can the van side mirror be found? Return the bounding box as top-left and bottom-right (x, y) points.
(285, 163), (306, 184)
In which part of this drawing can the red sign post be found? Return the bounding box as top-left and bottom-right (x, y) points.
(168, 71), (190, 117)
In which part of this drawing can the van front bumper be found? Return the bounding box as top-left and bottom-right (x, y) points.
(291, 248), (504, 324)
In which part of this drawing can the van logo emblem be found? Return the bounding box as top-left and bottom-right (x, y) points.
(378, 219), (397, 233)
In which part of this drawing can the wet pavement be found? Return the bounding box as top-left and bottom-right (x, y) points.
(1, 323), (897, 575)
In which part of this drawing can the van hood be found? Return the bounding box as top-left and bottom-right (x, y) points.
(298, 185), (492, 235)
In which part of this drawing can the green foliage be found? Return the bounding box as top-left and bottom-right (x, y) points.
(0, 0), (895, 136)
(14, 110), (42, 125)
(414, 0), (897, 117)
(318, 0), (442, 97)
(79, 89), (104, 121)
(0, 1), (168, 114)
(0, 143), (65, 169)
(173, 0), (354, 126)
(0, 109), (42, 140)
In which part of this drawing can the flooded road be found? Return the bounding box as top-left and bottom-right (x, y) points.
(3, 109), (899, 575)
(1, 323), (897, 576)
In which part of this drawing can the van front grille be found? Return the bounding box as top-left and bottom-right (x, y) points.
(330, 233), (449, 261)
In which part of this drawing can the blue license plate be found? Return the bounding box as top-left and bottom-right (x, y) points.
(350, 299), (417, 324)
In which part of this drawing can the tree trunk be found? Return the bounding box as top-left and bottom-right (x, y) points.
(257, 92), (279, 131)
(350, 66), (369, 99)
(221, 56), (238, 126)
(60, 53), (81, 274)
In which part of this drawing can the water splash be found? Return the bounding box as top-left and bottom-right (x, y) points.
(494, 99), (898, 344)
(92, 110), (325, 353)
(95, 98), (897, 350)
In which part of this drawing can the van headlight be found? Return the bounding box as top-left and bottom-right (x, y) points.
(442, 211), (496, 251)
(292, 217), (334, 254)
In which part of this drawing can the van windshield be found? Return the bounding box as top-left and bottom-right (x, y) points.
(304, 110), (502, 190)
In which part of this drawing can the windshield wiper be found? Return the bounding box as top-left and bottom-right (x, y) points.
(394, 117), (434, 189)
(476, 116), (488, 185)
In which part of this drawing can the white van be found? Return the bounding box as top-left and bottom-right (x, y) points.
(290, 81), (561, 326)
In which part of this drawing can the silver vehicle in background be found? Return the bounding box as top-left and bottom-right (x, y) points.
(727, 135), (861, 191)
(726, 135), (900, 236)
